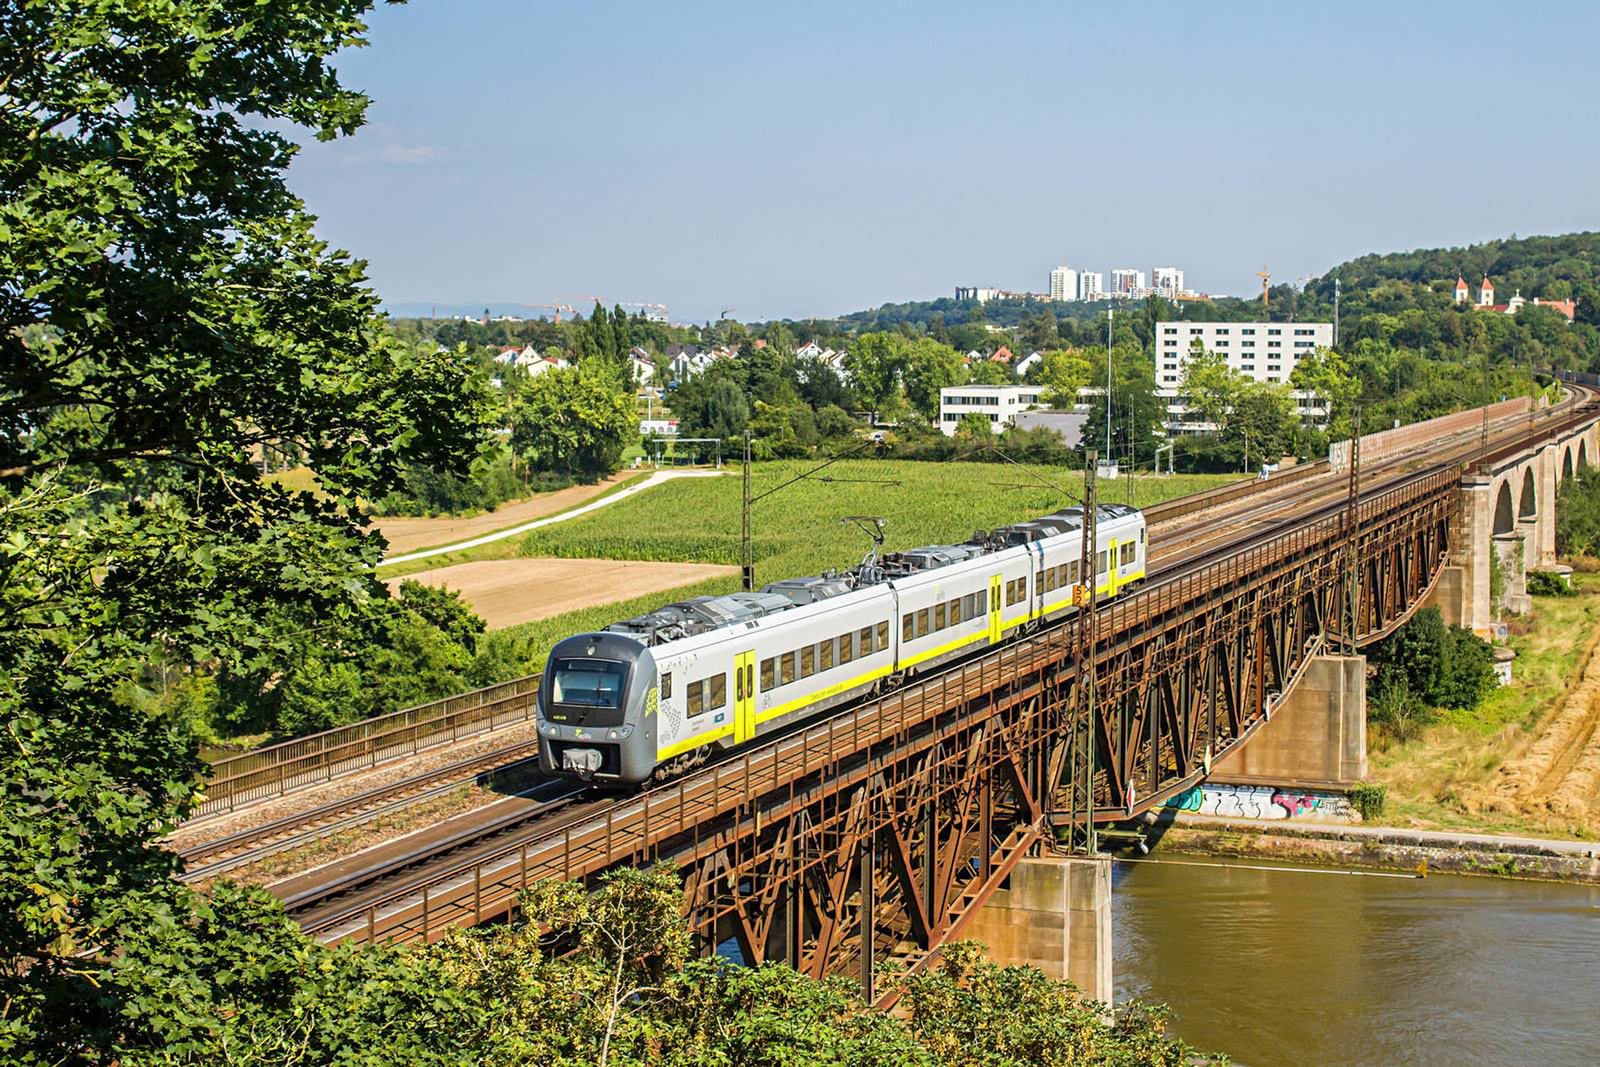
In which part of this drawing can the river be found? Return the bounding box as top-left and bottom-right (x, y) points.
(1113, 856), (1600, 1066)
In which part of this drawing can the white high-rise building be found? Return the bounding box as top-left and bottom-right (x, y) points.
(1152, 267), (1184, 295)
(1049, 266), (1079, 302)
(1110, 268), (1146, 295)
(1153, 321), (1335, 430)
(1079, 272), (1104, 300)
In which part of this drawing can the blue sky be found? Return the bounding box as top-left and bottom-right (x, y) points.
(290, 1), (1600, 323)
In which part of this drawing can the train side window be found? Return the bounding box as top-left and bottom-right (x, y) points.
(820, 639), (834, 670)
(965, 592), (977, 617)
(801, 645), (815, 678)
(760, 658), (775, 691)
(978, 589), (987, 613)
(902, 614), (914, 641)
(852, 625), (867, 653)
(877, 620), (889, 648)
(1056, 564), (1068, 587)
(1035, 568), (1045, 592)
(1069, 560), (1079, 583)
(1045, 567), (1057, 592)
(840, 631), (855, 663)
(660, 672), (672, 700)
(780, 652), (796, 685)
(687, 680), (704, 717)
(917, 609), (931, 637)
(935, 602), (947, 630)
(708, 674), (726, 710)
(1097, 550), (1107, 575)
(1121, 543), (1135, 566)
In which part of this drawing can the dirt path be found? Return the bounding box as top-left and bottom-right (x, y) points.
(385, 557), (738, 629)
(1477, 621), (1600, 825)
(372, 472), (639, 557)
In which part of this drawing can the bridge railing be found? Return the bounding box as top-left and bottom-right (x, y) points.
(194, 673), (542, 819)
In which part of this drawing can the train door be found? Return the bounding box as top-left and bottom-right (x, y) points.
(734, 650), (756, 743)
(1106, 538), (1118, 597)
(988, 575), (1003, 644)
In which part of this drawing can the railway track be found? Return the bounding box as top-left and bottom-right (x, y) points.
(178, 736), (545, 881)
(265, 390), (1595, 935)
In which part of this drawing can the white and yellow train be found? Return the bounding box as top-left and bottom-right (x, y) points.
(536, 503), (1146, 785)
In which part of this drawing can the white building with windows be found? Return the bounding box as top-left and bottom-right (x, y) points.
(938, 384), (1045, 435)
(1151, 266), (1184, 295)
(1049, 266), (1079, 302)
(1079, 272), (1104, 300)
(1110, 268), (1146, 295)
(1153, 321), (1334, 430)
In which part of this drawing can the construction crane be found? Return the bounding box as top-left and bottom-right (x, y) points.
(617, 301), (669, 323)
(527, 302), (576, 322)
(720, 306), (735, 320)
(1256, 266), (1271, 309)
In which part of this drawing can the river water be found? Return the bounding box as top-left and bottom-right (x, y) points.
(1113, 856), (1600, 1066)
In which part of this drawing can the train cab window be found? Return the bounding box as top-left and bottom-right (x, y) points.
(660, 672), (672, 699)
(552, 660), (627, 709)
(840, 631), (855, 664)
(877, 621), (889, 648)
(935, 602), (947, 630)
(1121, 543), (1136, 566)
(859, 625), (874, 653)
(760, 658), (775, 691)
(820, 639), (834, 670)
(801, 645), (815, 678)
(780, 651), (797, 685)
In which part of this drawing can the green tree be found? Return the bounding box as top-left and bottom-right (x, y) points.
(0, 3), (491, 1055)
(1556, 466), (1600, 557)
(1085, 346), (1165, 464)
(1289, 346), (1361, 437)
(903, 337), (966, 421)
(1032, 348), (1093, 407)
(509, 363), (635, 478)
(1179, 341), (1245, 433)
(611, 303), (632, 358)
(843, 331), (907, 417)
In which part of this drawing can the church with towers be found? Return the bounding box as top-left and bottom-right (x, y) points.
(1454, 274), (1577, 322)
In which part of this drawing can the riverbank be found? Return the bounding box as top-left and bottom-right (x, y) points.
(1149, 813), (1600, 883)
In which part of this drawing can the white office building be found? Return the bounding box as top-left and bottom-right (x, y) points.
(1110, 268), (1146, 295)
(1079, 272), (1104, 300)
(1049, 266), (1079, 302)
(1151, 266), (1184, 295)
(1154, 321), (1334, 430)
(938, 384), (1045, 435)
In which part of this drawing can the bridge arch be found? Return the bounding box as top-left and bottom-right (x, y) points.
(1582, 439), (1591, 470)
(1564, 445), (1575, 480)
(1494, 480), (1516, 535)
(1519, 468), (1537, 519)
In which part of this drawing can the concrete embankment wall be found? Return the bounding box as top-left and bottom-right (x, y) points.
(1329, 397), (1530, 472)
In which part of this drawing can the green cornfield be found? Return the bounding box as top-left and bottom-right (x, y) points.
(500, 461), (1236, 667)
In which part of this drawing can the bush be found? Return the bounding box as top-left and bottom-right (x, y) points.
(1368, 607), (1497, 714)
(1348, 781), (1387, 821)
(1368, 670), (1437, 743)
(1527, 569), (1577, 597)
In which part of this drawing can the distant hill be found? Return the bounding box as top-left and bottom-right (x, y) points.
(1302, 232), (1600, 317)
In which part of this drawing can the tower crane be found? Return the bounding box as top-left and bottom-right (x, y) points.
(720, 306), (735, 320)
(1256, 267), (1271, 309)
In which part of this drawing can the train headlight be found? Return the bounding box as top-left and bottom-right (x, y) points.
(607, 729), (620, 739)
(540, 724), (558, 737)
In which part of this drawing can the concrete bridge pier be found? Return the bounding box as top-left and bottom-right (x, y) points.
(966, 856), (1113, 1004)
(1210, 654), (1368, 787)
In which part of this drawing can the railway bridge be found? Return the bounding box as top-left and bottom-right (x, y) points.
(187, 385), (1600, 1008)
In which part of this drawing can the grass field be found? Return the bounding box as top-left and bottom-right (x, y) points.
(497, 460), (1236, 670)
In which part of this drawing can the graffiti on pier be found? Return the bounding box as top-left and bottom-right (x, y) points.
(1163, 783), (1359, 822)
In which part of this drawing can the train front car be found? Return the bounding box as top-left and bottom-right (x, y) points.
(536, 631), (658, 785)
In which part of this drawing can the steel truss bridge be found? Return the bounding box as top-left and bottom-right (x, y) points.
(297, 395), (1597, 1006)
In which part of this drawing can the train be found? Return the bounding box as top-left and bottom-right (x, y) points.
(535, 503), (1147, 785)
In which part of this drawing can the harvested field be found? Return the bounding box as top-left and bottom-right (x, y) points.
(372, 471), (638, 556)
(386, 557), (738, 629)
